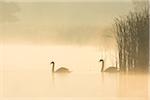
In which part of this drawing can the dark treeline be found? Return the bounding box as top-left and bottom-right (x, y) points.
(0, 1), (20, 22)
(114, 0), (149, 73)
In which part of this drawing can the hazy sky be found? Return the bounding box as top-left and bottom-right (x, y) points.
(0, 0), (133, 46)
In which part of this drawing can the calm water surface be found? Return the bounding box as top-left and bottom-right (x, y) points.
(0, 44), (149, 100)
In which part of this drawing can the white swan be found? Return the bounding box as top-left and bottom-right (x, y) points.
(50, 61), (70, 73)
(99, 59), (119, 72)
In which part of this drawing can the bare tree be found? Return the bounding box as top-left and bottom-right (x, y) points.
(114, 0), (149, 73)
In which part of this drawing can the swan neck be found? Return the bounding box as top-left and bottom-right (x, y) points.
(101, 60), (104, 72)
(52, 63), (55, 73)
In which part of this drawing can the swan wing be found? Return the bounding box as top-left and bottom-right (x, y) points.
(55, 67), (70, 73)
(104, 67), (118, 72)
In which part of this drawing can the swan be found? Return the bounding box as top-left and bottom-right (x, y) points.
(99, 59), (118, 72)
(50, 61), (70, 73)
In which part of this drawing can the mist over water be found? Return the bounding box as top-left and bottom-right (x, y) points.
(0, 44), (149, 100)
(0, 44), (101, 72)
(0, 1), (149, 100)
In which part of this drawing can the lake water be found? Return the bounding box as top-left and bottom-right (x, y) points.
(0, 44), (149, 100)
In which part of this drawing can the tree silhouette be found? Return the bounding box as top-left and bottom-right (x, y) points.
(0, 1), (20, 22)
(114, 0), (149, 73)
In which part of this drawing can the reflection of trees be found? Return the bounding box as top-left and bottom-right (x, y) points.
(0, 1), (20, 22)
(118, 74), (148, 98)
(114, 0), (149, 73)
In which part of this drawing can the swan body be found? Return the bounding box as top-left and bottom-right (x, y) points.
(99, 59), (118, 72)
(104, 66), (118, 72)
(50, 61), (70, 73)
(55, 67), (70, 73)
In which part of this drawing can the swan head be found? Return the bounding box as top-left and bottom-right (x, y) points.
(50, 61), (55, 64)
(99, 59), (104, 62)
